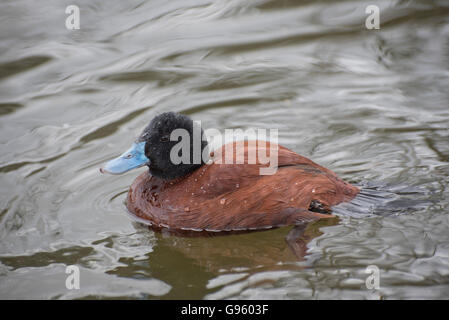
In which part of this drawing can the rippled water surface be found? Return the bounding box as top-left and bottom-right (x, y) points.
(1, 0), (448, 299)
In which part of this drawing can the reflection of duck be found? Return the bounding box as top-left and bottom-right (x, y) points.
(119, 218), (340, 300)
(146, 218), (341, 273)
(101, 112), (358, 233)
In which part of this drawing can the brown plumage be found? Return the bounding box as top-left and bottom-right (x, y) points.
(126, 140), (359, 233)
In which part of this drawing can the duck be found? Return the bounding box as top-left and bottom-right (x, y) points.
(100, 112), (359, 234)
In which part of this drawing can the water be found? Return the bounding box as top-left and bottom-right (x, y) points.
(0, 0), (448, 299)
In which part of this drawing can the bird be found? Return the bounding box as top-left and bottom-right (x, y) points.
(100, 112), (359, 234)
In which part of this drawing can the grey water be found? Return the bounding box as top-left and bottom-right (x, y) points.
(0, 0), (448, 299)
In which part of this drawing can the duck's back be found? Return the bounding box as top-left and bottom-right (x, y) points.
(126, 141), (359, 232)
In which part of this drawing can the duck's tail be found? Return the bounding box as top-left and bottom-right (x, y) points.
(331, 181), (434, 218)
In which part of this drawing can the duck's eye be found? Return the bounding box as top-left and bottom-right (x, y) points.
(161, 135), (170, 142)
(125, 154), (133, 159)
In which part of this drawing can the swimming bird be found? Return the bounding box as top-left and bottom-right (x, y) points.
(101, 112), (359, 234)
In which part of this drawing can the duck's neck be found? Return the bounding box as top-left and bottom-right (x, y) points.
(147, 161), (205, 181)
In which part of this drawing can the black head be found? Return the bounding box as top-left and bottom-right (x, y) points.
(137, 112), (209, 180)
